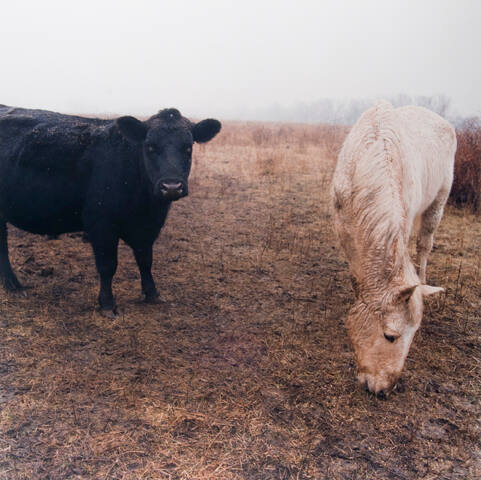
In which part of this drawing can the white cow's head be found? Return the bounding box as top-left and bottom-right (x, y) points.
(347, 282), (443, 396)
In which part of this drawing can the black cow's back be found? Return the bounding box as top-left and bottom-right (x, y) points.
(0, 106), (113, 234)
(0, 105), (112, 127)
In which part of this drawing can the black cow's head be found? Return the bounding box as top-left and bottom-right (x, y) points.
(115, 108), (221, 201)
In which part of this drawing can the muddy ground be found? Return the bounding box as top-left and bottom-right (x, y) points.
(0, 123), (479, 479)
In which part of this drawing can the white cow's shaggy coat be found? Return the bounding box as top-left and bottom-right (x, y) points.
(331, 102), (456, 394)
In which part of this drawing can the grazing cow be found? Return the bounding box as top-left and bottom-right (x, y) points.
(0, 105), (221, 315)
(331, 101), (456, 396)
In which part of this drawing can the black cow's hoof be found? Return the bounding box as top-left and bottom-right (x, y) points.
(99, 308), (118, 319)
(98, 303), (119, 319)
(5, 288), (30, 298)
(2, 276), (25, 293)
(144, 291), (161, 304)
(7, 288), (29, 298)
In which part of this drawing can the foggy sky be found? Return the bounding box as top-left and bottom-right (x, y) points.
(1, 0), (480, 120)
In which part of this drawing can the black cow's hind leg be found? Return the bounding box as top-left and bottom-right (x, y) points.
(90, 231), (119, 316)
(0, 222), (22, 291)
(133, 244), (159, 303)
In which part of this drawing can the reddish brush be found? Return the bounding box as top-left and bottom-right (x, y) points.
(450, 118), (481, 212)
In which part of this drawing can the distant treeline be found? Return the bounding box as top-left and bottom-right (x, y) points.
(234, 94), (466, 125)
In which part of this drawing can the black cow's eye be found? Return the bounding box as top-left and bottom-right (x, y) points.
(146, 144), (156, 153)
(185, 146), (192, 154)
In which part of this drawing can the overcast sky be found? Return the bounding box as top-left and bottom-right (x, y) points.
(1, 0), (480, 119)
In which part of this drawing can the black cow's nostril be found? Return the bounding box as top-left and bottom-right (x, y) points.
(157, 181), (186, 201)
(161, 182), (183, 191)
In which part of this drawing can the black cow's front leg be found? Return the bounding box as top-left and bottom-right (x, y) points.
(0, 222), (23, 291)
(89, 230), (119, 316)
(133, 244), (159, 303)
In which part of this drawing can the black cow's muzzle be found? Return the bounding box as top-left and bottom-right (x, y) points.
(155, 180), (188, 201)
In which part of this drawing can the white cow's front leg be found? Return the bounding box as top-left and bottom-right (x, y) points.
(416, 191), (449, 284)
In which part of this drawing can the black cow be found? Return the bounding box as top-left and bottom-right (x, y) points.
(0, 105), (221, 315)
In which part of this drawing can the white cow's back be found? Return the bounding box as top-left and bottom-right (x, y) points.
(332, 102), (456, 269)
(394, 106), (456, 230)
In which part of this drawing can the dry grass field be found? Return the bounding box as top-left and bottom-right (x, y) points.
(0, 121), (480, 479)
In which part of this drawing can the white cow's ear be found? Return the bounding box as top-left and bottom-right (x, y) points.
(420, 285), (444, 297)
(396, 285), (418, 304)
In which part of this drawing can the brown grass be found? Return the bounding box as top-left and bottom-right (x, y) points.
(0, 122), (480, 479)
(450, 118), (481, 213)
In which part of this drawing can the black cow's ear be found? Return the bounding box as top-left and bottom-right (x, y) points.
(116, 116), (148, 142)
(192, 119), (221, 143)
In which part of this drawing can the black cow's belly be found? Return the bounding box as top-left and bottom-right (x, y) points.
(1, 168), (85, 235)
(8, 209), (83, 235)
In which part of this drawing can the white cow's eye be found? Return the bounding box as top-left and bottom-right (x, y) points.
(384, 333), (396, 343)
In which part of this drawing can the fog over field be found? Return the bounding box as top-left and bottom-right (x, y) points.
(1, 0), (480, 121)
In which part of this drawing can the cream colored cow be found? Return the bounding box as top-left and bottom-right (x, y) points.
(331, 101), (456, 395)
